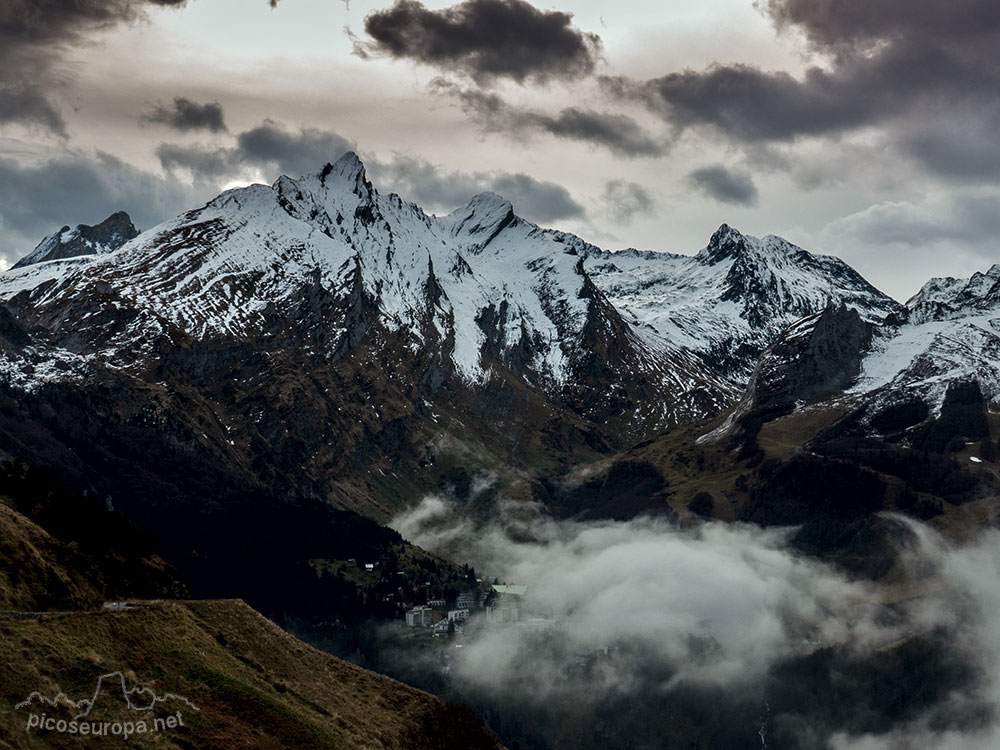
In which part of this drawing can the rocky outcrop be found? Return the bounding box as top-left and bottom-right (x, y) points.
(707, 303), (874, 453)
(12, 211), (138, 268)
(744, 302), (873, 411)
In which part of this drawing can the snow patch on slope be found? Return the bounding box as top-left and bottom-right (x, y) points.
(585, 226), (900, 384)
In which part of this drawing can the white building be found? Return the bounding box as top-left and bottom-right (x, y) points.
(485, 603), (519, 624)
(486, 583), (527, 624)
(405, 606), (434, 627)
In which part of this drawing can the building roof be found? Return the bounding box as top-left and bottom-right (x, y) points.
(492, 584), (527, 596)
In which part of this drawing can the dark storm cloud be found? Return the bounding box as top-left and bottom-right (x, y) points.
(605, 0), (1000, 185)
(489, 173), (584, 223)
(687, 165), (758, 206)
(602, 35), (978, 145)
(358, 0), (601, 84)
(368, 155), (585, 224)
(0, 0), (186, 45)
(758, 0), (1000, 50)
(236, 121), (354, 178)
(533, 108), (663, 158)
(142, 97), (228, 133)
(0, 85), (66, 135)
(0, 0), (188, 134)
(434, 81), (664, 158)
(0, 151), (202, 266)
(601, 64), (878, 143)
(156, 120), (355, 182)
(899, 110), (1000, 182)
(602, 180), (655, 224)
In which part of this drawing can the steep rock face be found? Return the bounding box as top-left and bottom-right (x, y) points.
(584, 224), (901, 383)
(707, 260), (1000, 456)
(702, 303), (874, 450)
(0, 305), (30, 351)
(744, 303), (873, 411)
(11, 211), (138, 269)
(707, 264), (1000, 532)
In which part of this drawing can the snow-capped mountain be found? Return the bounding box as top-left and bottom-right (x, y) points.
(905, 264), (1000, 324)
(0, 149), (996, 529)
(11, 211), (138, 269)
(848, 267), (1000, 418)
(0, 151), (953, 442)
(0, 153), (738, 431)
(700, 261), (1000, 456)
(5, 150), (995, 442)
(584, 224), (902, 383)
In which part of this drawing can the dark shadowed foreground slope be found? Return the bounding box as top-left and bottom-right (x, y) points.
(0, 599), (503, 749)
(0, 495), (502, 749)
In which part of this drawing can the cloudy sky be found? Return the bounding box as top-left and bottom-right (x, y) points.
(1, 0), (999, 300)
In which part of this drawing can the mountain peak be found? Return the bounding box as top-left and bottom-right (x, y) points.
(907, 262), (1000, 322)
(701, 223), (750, 264)
(12, 211), (138, 269)
(447, 192), (516, 251)
(280, 151), (375, 215)
(326, 151), (365, 181)
(467, 191), (514, 215)
(304, 151), (371, 197)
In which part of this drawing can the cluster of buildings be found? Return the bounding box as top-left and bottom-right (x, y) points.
(405, 583), (527, 630)
(404, 606), (471, 627)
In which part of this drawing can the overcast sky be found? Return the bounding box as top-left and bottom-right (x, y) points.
(2, 0), (999, 301)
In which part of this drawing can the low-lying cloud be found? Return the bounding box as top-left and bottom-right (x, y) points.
(396, 496), (882, 689)
(391, 495), (1000, 748)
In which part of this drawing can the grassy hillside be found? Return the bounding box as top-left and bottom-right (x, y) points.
(0, 599), (503, 749)
(0, 500), (105, 612)
(0, 459), (187, 611)
(0, 484), (502, 749)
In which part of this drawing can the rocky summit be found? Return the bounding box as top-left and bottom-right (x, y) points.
(12, 211), (139, 270)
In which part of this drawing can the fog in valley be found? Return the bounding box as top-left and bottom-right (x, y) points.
(390, 494), (1000, 749)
